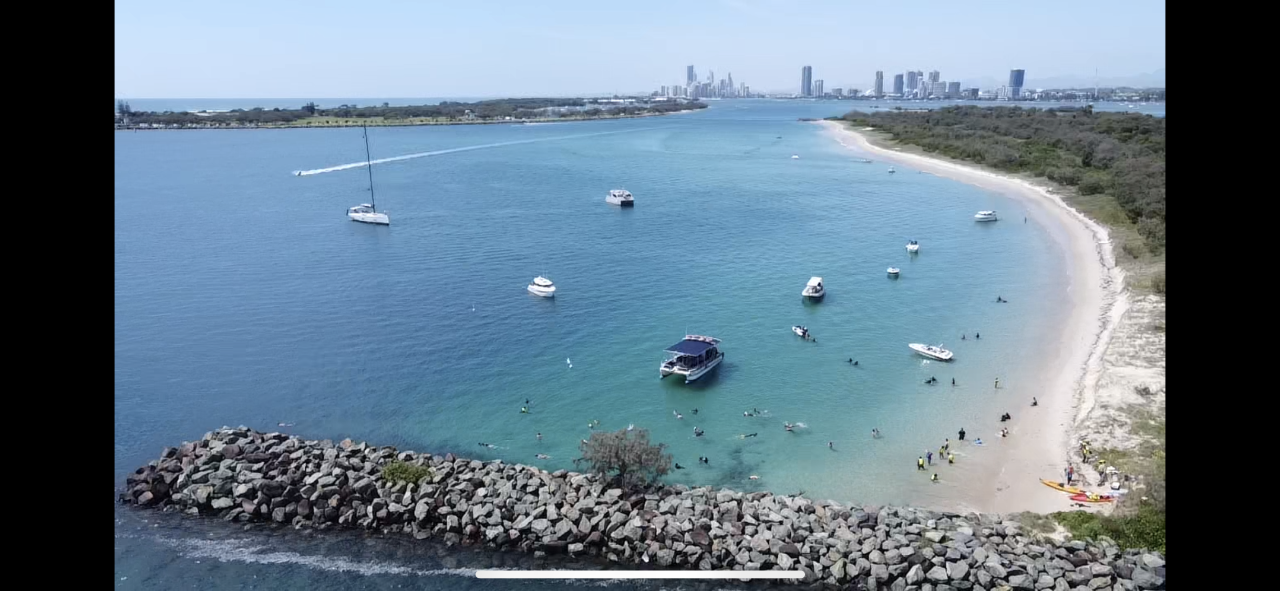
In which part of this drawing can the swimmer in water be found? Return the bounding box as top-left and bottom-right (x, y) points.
(784, 422), (794, 432)
(521, 406), (529, 414)
(828, 441), (834, 450)
(743, 411), (753, 417)
(739, 433), (759, 439)
(749, 475), (760, 480)
(692, 408), (699, 415)
(694, 427), (704, 437)
(872, 428), (880, 438)
(675, 413), (683, 420)
(536, 432), (542, 441)
(535, 453), (550, 460)
(277, 422), (294, 427)
(674, 463), (685, 470)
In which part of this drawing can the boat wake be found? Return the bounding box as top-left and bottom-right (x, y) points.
(158, 535), (479, 578)
(292, 127), (667, 176)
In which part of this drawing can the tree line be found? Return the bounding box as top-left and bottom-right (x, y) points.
(832, 106), (1165, 252)
(124, 98), (706, 126)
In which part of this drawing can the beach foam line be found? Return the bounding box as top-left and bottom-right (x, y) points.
(292, 126), (667, 176)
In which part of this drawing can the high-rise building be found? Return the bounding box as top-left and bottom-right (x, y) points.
(928, 70), (940, 84)
(928, 81), (947, 98)
(893, 74), (904, 96)
(947, 81), (961, 98)
(1008, 69), (1025, 99)
(833, 88), (843, 97)
(874, 71), (884, 97)
(687, 65), (696, 86)
(904, 71), (918, 96)
(814, 79), (824, 97)
(801, 66), (813, 96)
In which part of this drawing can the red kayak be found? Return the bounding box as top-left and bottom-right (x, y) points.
(1070, 493), (1115, 503)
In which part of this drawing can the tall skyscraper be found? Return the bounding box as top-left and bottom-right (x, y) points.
(801, 66), (813, 96)
(928, 70), (940, 84)
(947, 81), (960, 98)
(687, 65), (696, 86)
(893, 74), (904, 96)
(814, 79), (824, 97)
(904, 71), (918, 95)
(874, 71), (884, 97)
(1008, 69), (1025, 99)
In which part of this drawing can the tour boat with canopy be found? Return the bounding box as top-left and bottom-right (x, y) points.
(660, 335), (725, 383)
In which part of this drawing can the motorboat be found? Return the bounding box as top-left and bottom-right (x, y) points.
(802, 277), (825, 299)
(908, 343), (954, 361)
(660, 335), (725, 383)
(791, 325), (812, 340)
(791, 155), (800, 159)
(887, 267), (900, 276)
(347, 125), (390, 225)
(974, 210), (998, 222)
(906, 240), (920, 253)
(857, 158), (873, 163)
(527, 276), (556, 297)
(348, 204), (389, 225)
(606, 189), (635, 207)
(887, 166), (896, 174)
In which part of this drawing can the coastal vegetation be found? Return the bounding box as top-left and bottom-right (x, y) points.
(575, 428), (673, 487)
(116, 97), (706, 129)
(831, 106), (1166, 287)
(382, 460), (434, 485)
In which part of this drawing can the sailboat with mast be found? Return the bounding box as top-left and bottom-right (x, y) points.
(347, 124), (390, 225)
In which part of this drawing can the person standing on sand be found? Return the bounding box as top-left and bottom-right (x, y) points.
(917, 456), (925, 471)
(958, 427), (966, 441)
(926, 450), (933, 465)
(994, 377), (1000, 389)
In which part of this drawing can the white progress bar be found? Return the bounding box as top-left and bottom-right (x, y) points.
(476, 570), (805, 580)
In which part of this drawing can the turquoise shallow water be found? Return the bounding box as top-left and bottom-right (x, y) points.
(115, 99), (1085, 586)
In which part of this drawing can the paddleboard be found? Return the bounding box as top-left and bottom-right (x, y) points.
(1069, 493), (1115, 503)
(1040, 479), (1084, 494)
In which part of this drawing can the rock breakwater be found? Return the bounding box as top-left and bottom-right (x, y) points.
(120, 427), (1166, 589)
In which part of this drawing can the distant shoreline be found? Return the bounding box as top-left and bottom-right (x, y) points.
(114, 110), (689, 131)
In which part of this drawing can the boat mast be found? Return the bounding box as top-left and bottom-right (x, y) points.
(362, 124), (376, 212)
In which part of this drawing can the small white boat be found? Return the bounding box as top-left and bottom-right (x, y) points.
(857, 158), (873, 163)
(527, 276), (556, 297)
(347, 125), (390, 225)
(802, 277), (825, 299)
(906, 240), (920, 253)
(348, 204), (390, 225)
(606, 189), (635, 207)
(660, 335), (725, 383)
(888, 166), (896, 174)
(791, 325), (812, 339)
(909, 343), (954, 361)
(791, 155), (800, 159)
(887, 267), (900, 276)
(974, 210), (998, 222)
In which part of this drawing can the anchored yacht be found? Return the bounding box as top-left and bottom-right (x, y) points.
(606, 189), (635, 207)
(906, 240), (920, 253)
(346, 125), (390, 225)
(527, 276), (556, 297)
(909, 343), (954, 361)
(974, 210), (998, 222)
(887, 267), (900, 276)
(660, 335), (725, 383)
(802, 277), (825, 299)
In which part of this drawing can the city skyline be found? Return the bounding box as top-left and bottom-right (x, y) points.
(115, 0), (1164, 98)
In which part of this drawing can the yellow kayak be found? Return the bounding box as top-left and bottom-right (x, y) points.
(1040, 479), (1085, 495)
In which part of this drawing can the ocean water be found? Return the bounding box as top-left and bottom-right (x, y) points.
(115, 99), (1081, 587)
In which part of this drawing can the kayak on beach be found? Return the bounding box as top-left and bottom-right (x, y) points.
(1040, 479), (1085, 494)
(1070, 492), (1116, 503)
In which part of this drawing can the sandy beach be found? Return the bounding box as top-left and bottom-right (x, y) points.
(819, 120), (1150, 516)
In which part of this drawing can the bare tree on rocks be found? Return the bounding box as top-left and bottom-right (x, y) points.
(575, 428), (671, 488)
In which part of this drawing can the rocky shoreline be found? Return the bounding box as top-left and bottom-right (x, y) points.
(120, 427), (1165, 589)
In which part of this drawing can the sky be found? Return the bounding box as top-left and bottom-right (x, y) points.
(114, 0), (1165, 99)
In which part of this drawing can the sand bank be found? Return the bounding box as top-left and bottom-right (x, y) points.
(818, 120), (1137, 515)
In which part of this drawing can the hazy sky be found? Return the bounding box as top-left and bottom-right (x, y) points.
(115, 0), (1165, 98)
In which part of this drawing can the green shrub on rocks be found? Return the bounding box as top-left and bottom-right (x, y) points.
(576, 427), (672, 487)
(1052, 503), (1166, 554)
(382, 461), (433, 485)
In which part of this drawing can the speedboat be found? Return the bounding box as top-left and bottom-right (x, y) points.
(348, 204), (390, 225)
(974, 210), (998, 222)
(887, 267), (900, 276)
(527, 276), (556, 297)
(660, 335), (724, 383)
(909, 343), (954, 361)
(606, 189), (635, 207)
(802, 277), (825, 299)
(857, 158), (873, 163)
(888, 166), (896, 174)
(906, 240), (920, 253)
(791, 325), (812, 339)
(791, 155), (800, 159)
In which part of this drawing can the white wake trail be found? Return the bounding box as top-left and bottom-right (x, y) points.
(293, 126), (666, 176)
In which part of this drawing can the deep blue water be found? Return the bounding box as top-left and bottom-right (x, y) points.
(115, 99), (1090, 587)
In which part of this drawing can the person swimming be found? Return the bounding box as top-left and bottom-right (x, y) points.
(739, 433), (759, 439)
(479, 442), (497, 449)
(675, 413), (683, 420)
(535, 453), (550, 460)
(743, 411), (754, 417)
(674, 463), (685, 470)
(692, 408), (699, 415)
(277, 422), (295, 427)
(872, 428), (881, 438)
(699, 456), (709, 464)
(694, 427), (704, 437)
(828, 441), (834, 449)
(536, 432), (542, 441)
(749, 475), (760, 480)
(784, 422), (794, 432)
(520, 406), (529, 413)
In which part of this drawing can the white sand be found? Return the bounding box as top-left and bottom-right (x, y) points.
(819, 120), (1134, 515)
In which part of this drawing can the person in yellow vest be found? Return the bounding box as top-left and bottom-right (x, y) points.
(931, 473), (939, 482)
(948, 453), (955, 465)
(917, 456), (925, 471)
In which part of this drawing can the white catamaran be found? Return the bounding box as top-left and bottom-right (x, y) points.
(660, 335), (724, 383)
(347, 125), (390, 225)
